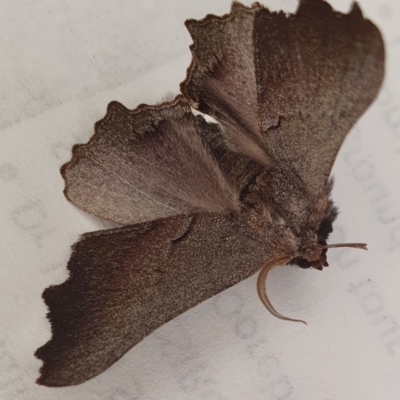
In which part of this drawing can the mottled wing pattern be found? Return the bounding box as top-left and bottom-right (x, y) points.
(181, 0), (384, 192)
(62, 97), (239, 225)
(36, 212), (271, 386)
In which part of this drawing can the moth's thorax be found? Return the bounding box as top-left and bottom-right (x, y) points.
(241, 168), (338, 270)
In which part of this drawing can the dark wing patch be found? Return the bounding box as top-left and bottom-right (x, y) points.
(36, 212), (271, 386)
(255, 0), (384, 192)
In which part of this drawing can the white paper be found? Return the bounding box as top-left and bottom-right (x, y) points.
(1, 0), (400, 398)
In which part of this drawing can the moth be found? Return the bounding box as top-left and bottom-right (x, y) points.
(35, 0), (384, 387)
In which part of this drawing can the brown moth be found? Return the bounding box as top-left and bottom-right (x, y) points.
(35, 0), (384, 387)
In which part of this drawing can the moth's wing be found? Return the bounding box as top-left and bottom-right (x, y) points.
(35, 212), (270, 386)
(62, 97), (239, 225)
(181, 0), (384, 192)
(181, 2), (270, 165)
(254, 0), (384, 192)
(197, 117), (265, 195)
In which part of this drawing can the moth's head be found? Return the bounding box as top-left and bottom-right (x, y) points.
(289, 202), (367, 270)
(290, 207), (337, 270)
(292, 243), (328, 271)
(258, 211), (367, 324)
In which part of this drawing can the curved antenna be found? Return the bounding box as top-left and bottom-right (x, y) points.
(322, 243), (367, 250)
(257, 256), (307, 325)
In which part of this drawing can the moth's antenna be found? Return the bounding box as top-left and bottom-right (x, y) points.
(322, 243), (368, 250)
(257, 256), (307, 325)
